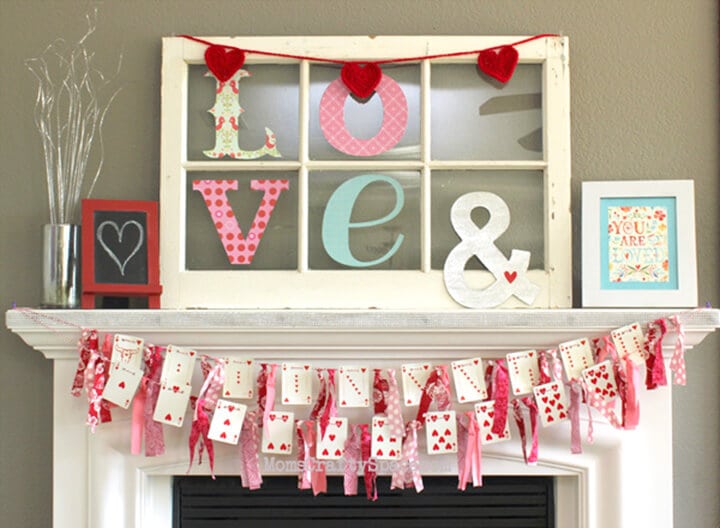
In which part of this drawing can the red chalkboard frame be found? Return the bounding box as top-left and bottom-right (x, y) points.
(81, 199), (162, 308)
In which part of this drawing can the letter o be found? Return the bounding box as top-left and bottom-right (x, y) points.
(319, 74), (408, 156)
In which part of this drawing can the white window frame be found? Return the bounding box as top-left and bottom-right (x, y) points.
(160, 36), (571, 309)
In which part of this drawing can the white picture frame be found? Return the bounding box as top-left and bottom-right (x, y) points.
(160, 36), (572, 309)
(581, 180), (697, 307)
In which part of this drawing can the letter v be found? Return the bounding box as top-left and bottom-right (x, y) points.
(192, 179), (290, 264)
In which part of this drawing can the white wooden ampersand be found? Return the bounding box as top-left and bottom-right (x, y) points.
(443, 192), (540, 308)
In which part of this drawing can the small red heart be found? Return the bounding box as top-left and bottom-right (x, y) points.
(341, 400), (347, 405)
(225, 390), (231, 395)
(477, 45), (519, 84)
(473, 359), (479, 365)
(389, 449), (396, 457)
(335, 449), (342, 456)
(547, 415), (555, 423)
(270, 415), (276, 421)
(267, 442), (275, 450)
(281, 415), (289, 422)
(504, 270), (518, 283)
(165, 413), (172, 421)
(329, 434), (336, 441)
(280, 443), (288, 451)
(220, 432), (227, 439)
(443, 414), (450, 421)
(486, 433), (493, 441)
(444, 429), (452, 436)
(335, 420), (343, 427)
(205, 45), (246, 83)
(483, 420), (490, 427)
(361, 368), (367, 373)
(376, 449), (384, 456)
(377, 420), (384, 427)
(118, 381), (126, 389)
(340, 62), (382, 98)
(172, 385), (180, 393)
(228, 405), (235, 412)
(224, 419), (231, 426)
(430, 415), (438, 422)
(322, 448), (329, 456)
(433, 444), (440, 451)
(432, 430), (439, 437)
(376, 434), (384, 442)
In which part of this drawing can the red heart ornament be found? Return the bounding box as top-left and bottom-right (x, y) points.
(340, 62), (382, 99)
(504, 270), (518, 283)
(477, 45), (519, 84)
(205, 45), (246, 83)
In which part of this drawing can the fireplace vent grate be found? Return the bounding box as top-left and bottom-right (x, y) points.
(174, 475), (554, 527)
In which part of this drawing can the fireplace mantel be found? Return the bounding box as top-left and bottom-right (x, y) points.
(7, 308), (720, 359)
(6, 307), (720, 528)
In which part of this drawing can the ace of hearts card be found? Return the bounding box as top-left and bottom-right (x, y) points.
(102, 364), (143, 409)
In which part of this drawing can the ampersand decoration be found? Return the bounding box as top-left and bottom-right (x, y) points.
(443, 192), (540, 308)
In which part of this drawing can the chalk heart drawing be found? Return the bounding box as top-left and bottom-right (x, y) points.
(96, 220), (144, 276)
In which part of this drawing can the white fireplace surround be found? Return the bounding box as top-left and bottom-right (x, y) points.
(6, 308), (720, 528)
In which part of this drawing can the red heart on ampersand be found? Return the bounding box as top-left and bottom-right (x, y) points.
(340, 62), (382, 98)
(205, 45), (246, 82)
(477, 45), (519, 84)
(504, 270), (518, 283)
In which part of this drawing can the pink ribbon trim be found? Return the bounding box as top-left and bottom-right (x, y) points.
(391, 420), (423, 492)
(490, 361), (510, 436)
(457, 411), (482, 490)
(668, 316), (687, 385)
(360, 424), (377, 501)
(343, 425), (362, 496)
(239, 410), (262, 490)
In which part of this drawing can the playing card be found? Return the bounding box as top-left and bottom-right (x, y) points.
(153, 383), (192, 427)
(533, 381), (569, 427)
(261, 411), (295, 454)
(451, 358), (487, 403)
(474, 400), (511, 445)
(316, 417), (349, 460)
(401, 363), (432, 406)
(102, 365), (143, 409)
(281, 363), (313, 405)
(612, 323), (647, 365)
(559, 338), (595, 381)
(581, 360), (619, 402)
(208, 399), (247, 445)
(425, 411), (458, 455)
(161, 345), (197, 386)
(506, 350), (541, 395)
(222, 358), (255, 399)
(338, 366), (370, 407)
(371, 415), (402, 460)
(111, 334), (144, 370)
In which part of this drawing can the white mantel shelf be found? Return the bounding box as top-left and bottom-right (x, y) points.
(6, 308), (720, 360)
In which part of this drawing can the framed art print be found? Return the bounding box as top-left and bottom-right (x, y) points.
(582, 180), (697, 307)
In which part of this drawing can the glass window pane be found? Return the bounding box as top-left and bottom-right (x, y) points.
(185, 171), (298, 270)
(309, 64), (421, 160)
(431, 65), (542, 160)
(431, 171), (544, 270)
(187, 64), (299, 161)
(308, 171), (421, 269)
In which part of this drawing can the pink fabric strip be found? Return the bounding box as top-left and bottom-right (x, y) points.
(622, 359), (642, 429)
(568, 381), (583, 454)
(385, 369), (404, 440)
(491, 361), (510, 436)
(296, 421), (313, 490)
(343, 424), (362, 496)
(72, 330), (97, 396)
(311, 369), (337, 440)
(416, 366), (452, 425)
(188, 398), (215, 478)
(130, 381), (146, 455)
(391, 420), (423, 492)
(261, 364), (278, 430)
(373, 369), (389, 415)
(360, 424), (377, 501)
(457, 411), (482, 490)
(310, 370), (328, 421)
(87, 334), (113, 432)
(512, 396), (539, 464)
(143, 346), (165, 457)
(645, 319), (668, 389)
(669, 316), (687, 385)
(239, 410), (262, 490)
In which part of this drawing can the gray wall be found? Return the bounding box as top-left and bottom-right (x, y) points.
(1, 1), (718, 526)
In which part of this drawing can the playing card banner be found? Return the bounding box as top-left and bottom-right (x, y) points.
(60, 309), (691, 500)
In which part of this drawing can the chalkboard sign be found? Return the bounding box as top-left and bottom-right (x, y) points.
(81, 199), (162, 308)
